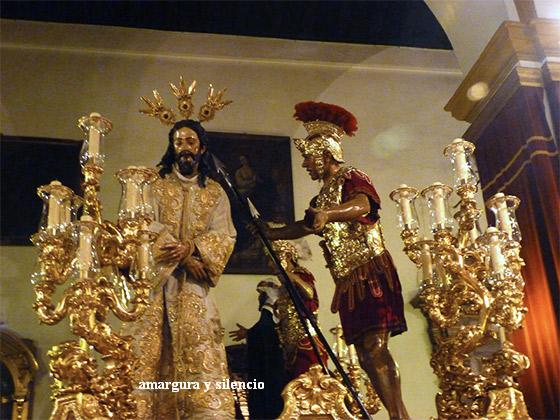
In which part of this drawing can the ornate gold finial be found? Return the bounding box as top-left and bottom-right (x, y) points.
(139, 89), (177, 126)
(169, 76), (197, 119)
(139, 77), (232, 126)
(199, 84), (233, 122)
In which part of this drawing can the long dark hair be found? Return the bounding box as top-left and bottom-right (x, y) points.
(157, 119), (211, 187)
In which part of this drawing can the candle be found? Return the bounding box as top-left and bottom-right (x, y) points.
(452, 139), (469, 181)
(348, 344), (358, 365)
(488, 228), (505, 275)
(78, 216), (94, 277)
(137, 224), (150, 272)
(124, 167), (142, 212)
(420, 242), (433, 282)
(126, 184), (142, 212)
(398, 187), (413, 227)
(62, 201), (71, 226)
(142, 182), (154, 216)
(47, 181), (62, 228)
(469, 226), (479, 243)
(495, 194), (513, 239)
(498, 326), (506, 344)
(137, 241), (150, 272)
(433, 190), (446, 226)
(88, 112), (101, 158)
(335, 326), (344, 357)
(401, 198), (412, 227)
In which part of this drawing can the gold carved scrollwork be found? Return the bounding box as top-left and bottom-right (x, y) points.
(486, 387), (531, 419)
(279, 364), (354, 420)
(51, 393), (110, 420)
(413, 238), (530, 419)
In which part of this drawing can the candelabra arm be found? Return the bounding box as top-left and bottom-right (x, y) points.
(445, 249), (492, 306)
(34, 294), (69, 325)
(32, 236), (75, 325)
(400, 227), (420, 264)
(457, 230), (470, 249)
(456, 267), (491, 306)
(103, 221), (126, 248)
(104, 280), (150, 323)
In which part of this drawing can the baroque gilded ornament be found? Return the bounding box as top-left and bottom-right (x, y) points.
(31, 113), (160, 419)
(390, 138), (531, 419)
(140, 76), (232, 125)
(279, 364), (354, 420)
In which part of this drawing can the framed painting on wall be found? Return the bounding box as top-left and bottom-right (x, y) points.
(207, 131), (295, 274)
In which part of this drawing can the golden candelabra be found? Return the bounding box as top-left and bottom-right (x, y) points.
(330, 325), (381, 417)
(30, 113), (159, 419)
(390, 139), (531, 419)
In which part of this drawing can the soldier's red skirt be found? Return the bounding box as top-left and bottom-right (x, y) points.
(334, 251), (407, 344)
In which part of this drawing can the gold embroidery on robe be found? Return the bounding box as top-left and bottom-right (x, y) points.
(127, 170), (236, 419)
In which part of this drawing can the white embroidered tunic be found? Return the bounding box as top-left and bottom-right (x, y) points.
(130, 168), (236, 419)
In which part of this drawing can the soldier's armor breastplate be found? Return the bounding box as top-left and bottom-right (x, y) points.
(315, 167), (386, 281)
(275, 295), (306, 367)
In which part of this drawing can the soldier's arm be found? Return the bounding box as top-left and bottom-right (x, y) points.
(262, 220), (314, 240)
(287, 271), (314, 299)
(307, 194), (370, 231)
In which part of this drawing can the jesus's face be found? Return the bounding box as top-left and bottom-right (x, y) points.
(173, 127), (204, 176)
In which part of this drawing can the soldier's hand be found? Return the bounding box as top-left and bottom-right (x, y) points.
(184, 256), (209, 283)
(306, 207), (329, 232)
(228, 323), (248, 342)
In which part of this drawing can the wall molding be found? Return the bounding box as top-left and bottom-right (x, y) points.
(445, 19), (560, 125)
(1, 19), (462, 76)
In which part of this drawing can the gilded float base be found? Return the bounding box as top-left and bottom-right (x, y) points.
(279, 364), (354, 419)
(50, 393), (109, 420)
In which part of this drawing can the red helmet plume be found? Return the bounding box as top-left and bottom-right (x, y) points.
(294, 101), (358, 136)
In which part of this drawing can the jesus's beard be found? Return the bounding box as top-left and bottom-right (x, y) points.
(176, 151), (201, 176)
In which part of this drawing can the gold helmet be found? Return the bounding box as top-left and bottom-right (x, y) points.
(293, 101), (358, 165)
(271, 239), (300, 266)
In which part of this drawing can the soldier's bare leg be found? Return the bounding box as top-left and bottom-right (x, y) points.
(355, 330), (410, 420)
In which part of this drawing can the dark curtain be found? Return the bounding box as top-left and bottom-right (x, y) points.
(543, 69), (559, 141)
(472, 86), (559, 419)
